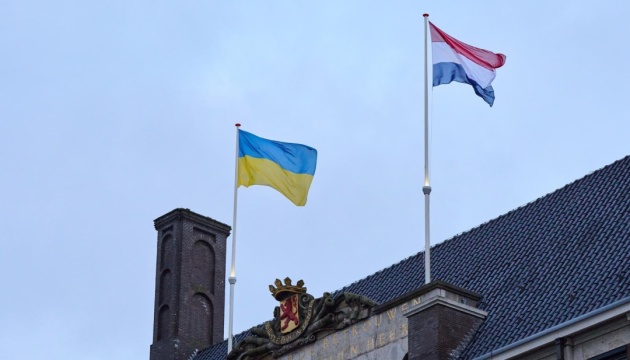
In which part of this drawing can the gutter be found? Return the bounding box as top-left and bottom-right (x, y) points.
(472, 296), (630, 360)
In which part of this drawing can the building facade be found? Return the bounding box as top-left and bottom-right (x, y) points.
(150, 156), (630, 360)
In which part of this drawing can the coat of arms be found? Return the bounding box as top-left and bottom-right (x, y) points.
(279, 293), (299, 333)
(228, 277), (376, 360)
(267, 278), (313, 343)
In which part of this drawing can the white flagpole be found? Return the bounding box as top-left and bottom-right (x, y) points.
(422, 13), (432, 284)
(228, 123), (241, 353)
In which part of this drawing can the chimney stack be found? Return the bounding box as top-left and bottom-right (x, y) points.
(149, 208), (231, 360)
(403, 281), (486, 360)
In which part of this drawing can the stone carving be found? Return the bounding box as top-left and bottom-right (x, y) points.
(227, 278), (376, 360)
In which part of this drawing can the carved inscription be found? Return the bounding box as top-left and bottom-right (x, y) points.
(279, 298), (419, 360)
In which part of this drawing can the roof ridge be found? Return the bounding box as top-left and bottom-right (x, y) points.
(333, 155), (630, 297)
(432, 155), (630, 252)
(333, 252), (422, 296)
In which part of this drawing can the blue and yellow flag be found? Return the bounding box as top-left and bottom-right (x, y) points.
(238, 130), (317, 206)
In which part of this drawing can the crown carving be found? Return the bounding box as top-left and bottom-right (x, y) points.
(269, 277), (306, 300)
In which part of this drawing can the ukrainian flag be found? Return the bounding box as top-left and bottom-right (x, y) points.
(238, 130), (317, 206)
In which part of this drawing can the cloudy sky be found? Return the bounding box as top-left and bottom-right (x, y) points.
(1, 1), (629, 359)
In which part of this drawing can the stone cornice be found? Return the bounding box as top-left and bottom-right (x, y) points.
(154, 208), (231, 234)
(374, 280), (481, 314)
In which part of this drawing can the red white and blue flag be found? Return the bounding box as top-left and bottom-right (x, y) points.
(430, 22), (506, 106)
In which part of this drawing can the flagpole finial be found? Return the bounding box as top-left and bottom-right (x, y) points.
(235, 123), (241, 127)
(423, 13), (429, 17)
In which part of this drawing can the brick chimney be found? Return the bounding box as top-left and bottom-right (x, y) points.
(403, 281), (487, 360)
(150, 209), (231, 360)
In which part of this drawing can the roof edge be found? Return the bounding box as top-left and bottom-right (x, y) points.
(335, 156), (630, 300)
(472, 296), (630, 360)
(433, 155), (630, 253)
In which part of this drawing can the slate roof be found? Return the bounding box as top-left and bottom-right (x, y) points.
(195, 331), (251, 360)
(196, 156), (630, 359)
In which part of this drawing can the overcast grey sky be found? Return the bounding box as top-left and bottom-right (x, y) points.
(1, 1), (629, 359)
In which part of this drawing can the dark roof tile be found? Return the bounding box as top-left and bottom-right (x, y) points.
(196, 156), (630, 359)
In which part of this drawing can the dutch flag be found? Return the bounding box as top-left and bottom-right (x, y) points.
(430, 22), (506, 106)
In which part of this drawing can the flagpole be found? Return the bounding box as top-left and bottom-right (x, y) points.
(228, 123), (241, 353)
(422, 13), (432, 285)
